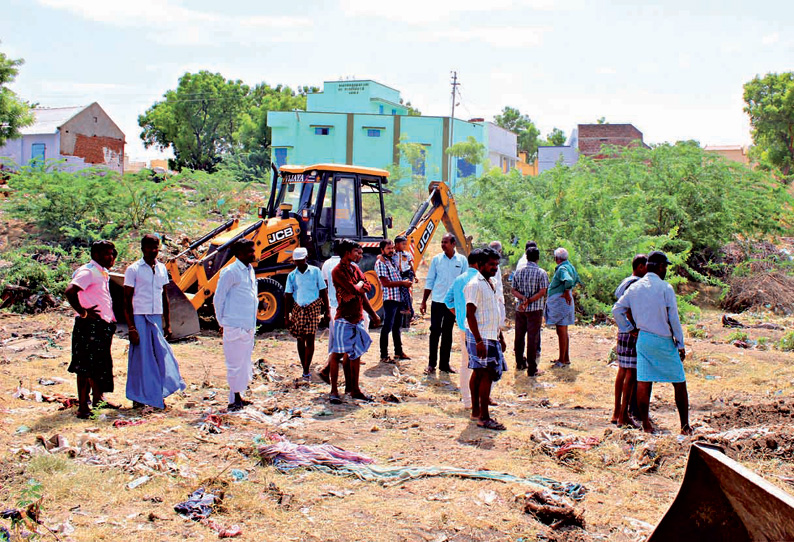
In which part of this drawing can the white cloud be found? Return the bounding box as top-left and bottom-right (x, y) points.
(762, 32), (779, 45)
(597, 66), (617, 75)
(339, 0), (559, 23)
(431, 26), (548, 48)
(36, 0), (312, 45)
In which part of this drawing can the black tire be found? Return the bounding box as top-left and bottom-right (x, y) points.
(357, 253), (385, 325)
(256, 278), (285, 331)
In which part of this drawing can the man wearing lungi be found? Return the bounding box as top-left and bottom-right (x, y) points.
(611, 253), (647, 427)
(124, 234), (186, 409)
(444, 249), (482, 409)
(375, 239), (412, 364)
(511, 245), (548, 376)
(285, 247), (330, 380)
(64, 240), (118, 419)
(420, 233), (468, 375)
(612, 251), (691, 435)
(464, 248), (508, 430)
(215, 239), (258, 411)
(328, 239), (381, 404)
(546, 247), (581, 368)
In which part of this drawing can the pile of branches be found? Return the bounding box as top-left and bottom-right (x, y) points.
(722, 271), (794, 314)
(720, 240), (784, 275)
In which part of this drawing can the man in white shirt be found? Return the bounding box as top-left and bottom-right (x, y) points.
(465, 248), (507, 430)
(124, 234), (186, 409)
(214, 239), (258, 411)
(515, 240), (538, 273)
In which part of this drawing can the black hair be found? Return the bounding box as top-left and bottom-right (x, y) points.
(141, 233), (160, 248)
(379, 239), (393, 251)
(525, 240), (537, 249)
(526, 246), (540, 262)
(481, 247), (501, 262)
(632, 253), (648, 271)
(467, 248), (482, 266)
(232, 238), (255, 256)
(394, 235), (407, 244)
(90, 240), (116, 260)
(337, 238), (361, 257)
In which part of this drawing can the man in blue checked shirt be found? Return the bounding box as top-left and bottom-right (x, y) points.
(420, 233), (468, 374)
(375, 239), (412, 364)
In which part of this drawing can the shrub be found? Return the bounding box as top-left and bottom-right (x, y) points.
(726, 330), (749, 343)
(779, 332), (794, 352)
(687, 324), (707, 339)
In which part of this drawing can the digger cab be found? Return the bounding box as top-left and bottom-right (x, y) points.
(265, 164), (393, 314)
(267, 164), (392, 260)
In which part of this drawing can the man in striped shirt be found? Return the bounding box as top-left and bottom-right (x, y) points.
(511, 245), (549, 376)
(375, 239), (412, 364)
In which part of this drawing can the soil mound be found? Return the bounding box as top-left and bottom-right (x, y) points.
(708, 400), (794, 430)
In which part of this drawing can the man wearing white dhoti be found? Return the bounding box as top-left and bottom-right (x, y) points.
(214, 239), (258, 411)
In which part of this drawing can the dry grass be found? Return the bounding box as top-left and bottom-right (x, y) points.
(1, 308), (794, 541)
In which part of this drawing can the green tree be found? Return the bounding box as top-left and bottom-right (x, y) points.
(447, 136), (486, 168)
(494, 106), (541, 160)
(744, 72), (794, 178)
(0, 48), (34, 147)
(229, 83), (316, 181)
(138, 71), (250, 172)
(543, 127), (567, 146)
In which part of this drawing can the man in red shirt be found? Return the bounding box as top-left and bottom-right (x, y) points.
(329, 239), (381, 403)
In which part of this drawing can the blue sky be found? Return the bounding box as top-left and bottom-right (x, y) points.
(3, 0), (792, 161)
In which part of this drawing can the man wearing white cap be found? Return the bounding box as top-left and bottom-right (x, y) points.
(285, 247), (330, 380)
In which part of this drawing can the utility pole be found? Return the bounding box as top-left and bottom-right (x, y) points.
(449, 71), (459, 190)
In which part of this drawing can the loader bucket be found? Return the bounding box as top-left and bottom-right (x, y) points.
(649, 443), (794, 541)
(107, 273), (200, 341)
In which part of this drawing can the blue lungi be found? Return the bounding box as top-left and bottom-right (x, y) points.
(126, 314), (186, 408)
(545, 292), (575, 326)
(636, 330), (686, 383)
(330, 318), (372, 360)
(465, 330), (507, 382)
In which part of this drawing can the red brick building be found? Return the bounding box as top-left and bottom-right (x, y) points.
(577, 123), (646, 158)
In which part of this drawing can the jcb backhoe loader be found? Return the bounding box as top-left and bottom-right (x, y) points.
(110, 163), (471, 339)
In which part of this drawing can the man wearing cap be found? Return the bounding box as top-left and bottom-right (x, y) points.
(612, 251), (691, 435)
(285, 247), (330, 380)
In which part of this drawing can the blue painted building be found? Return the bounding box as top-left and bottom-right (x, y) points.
(267, 80), (517, 189)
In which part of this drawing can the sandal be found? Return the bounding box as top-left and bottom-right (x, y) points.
(350, 392), (374, 402)
(75, 411), (91, 420)
(380, 357), (395, 364)
(329, 394), (344, 405)
(478, 418), (506, 431)
(394, 353), (411, 361)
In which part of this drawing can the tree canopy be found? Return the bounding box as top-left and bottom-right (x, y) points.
(0, 48), (33, 147)
(744, 72), (794, 179)
(493, 106), (541, 161)
(543, 127), (567, 146)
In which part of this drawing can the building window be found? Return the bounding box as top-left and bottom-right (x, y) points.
(366, 129), (381, 138)
(274, 148), (288, 167)
(30, 143), (46, 163)
(391, 109), (396, 115)
(412, 148), (426, 177)
(457, 158), (475, 178)
(378, 105), (384, 114)
(314, 127), (330, 135)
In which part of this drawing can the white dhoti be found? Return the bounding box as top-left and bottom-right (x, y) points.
(223, 326), (254, 403)
(459, 329), (472, 409)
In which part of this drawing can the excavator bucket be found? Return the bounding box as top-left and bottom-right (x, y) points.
(107, 273), (200, 341)
(164, 282), (200, 340)
(649, 443), (794, 541)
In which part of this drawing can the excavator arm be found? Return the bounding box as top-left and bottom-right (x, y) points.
(402, 181), (472, 270)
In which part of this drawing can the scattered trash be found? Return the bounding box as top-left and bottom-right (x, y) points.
(127, 475), (151, 490)
(38, 377), (66, 386)
(230, 469), (248, 482)
(478, 489), (498, 505)
(15, 425), (30, 434)
(532, 430), (601, 460)
(174, 487), (222, 520)
(265, 482), (294, 508)
(198, 413), (224, 434)
(113, 419), (147, 428)
(518, 490), (585, 529)
(258, 435), (586, 500)
(721, 314), (784, 330)
(200, 518), (242, 538)
(382, 393), (402, 403)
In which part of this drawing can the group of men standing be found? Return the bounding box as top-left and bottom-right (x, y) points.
(65, 233), (691, 435)
(65, 236), (186, 418)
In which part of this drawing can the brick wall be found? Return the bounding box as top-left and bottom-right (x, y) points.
(578, 124), (644, 157)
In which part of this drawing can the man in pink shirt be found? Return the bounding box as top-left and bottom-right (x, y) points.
(64, 240), (118, 419)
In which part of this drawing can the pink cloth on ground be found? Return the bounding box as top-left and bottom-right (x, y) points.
(71, 260), (115, 323)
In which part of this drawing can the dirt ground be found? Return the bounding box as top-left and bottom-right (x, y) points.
(2, 304), (794, 541)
